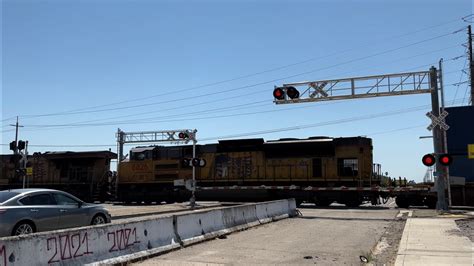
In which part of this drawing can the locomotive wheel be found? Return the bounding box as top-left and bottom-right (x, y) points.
(315, 197), (332, 207)
(345, 199), (362, 208)
(395, 196), (410, 208)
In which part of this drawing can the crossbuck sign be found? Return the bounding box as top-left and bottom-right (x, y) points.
(426, 110), (449, 131)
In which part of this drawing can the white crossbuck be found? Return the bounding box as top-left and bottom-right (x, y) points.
(426, 110), (449, 131)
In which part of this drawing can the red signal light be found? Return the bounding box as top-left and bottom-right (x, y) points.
(286, 86), (300, 99)
(178, 132), (189, 139)
(439, 154), (452, 166)
(422, 154), (435, 167)
(273, 87), (285, 100)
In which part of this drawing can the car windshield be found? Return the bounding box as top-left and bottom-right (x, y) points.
(0, 191), (20, 204)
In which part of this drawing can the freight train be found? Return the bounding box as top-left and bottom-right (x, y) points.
(0, 136), (438, 207)
(116, 136), (437, 208)
(0, 151), (116, 202)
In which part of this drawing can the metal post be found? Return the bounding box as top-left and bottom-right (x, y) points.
(22, 150), (26, 189)
(468, 25), (473, 105)
(117, 128), (124, 162)
(116, 128), (124, 200)
(439, 59), (452, 206)
(429, 66), (448, 211)
(24, 141), (29, 188)
(190, 139), (196, 208)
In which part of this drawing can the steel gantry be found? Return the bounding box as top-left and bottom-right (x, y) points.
(116, 128), (198, 207)
(274, 70), (432, 104)
(273, 67), (450, 210)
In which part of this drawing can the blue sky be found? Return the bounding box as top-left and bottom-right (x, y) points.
(1, 0), (472, 181)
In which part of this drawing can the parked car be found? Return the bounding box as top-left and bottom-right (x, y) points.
(0, 188), (111, 237)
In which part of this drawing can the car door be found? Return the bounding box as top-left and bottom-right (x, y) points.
(18, 193), (59, 232)
(53, 192), (88, 229)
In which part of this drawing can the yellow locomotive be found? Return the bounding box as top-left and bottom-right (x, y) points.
(117, 136), (377, 206)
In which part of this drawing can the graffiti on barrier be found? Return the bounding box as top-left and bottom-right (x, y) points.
(47, 232), (93, 264)
(107, 227), (140, 252)
(0, 245), (6, 266)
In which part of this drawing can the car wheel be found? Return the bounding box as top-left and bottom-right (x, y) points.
(91, 214), (107, 225)
(12, 221), (35, 236)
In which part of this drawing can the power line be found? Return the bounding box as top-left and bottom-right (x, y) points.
(2, 98), (465, 148)
(11, 26), (466, 119)
(39, 43), (470, 126)
(9, 17), (467, 120)
(462, 83), (471, 105)
(17, 71), (466, 130)
(198, 98), (466, 142)
(5, 59), (466, 132)
(367, 124), (426, 136)
(452, 47), (469, 104)
(7, 37), (464, 131)
(18, 100), (348, 131)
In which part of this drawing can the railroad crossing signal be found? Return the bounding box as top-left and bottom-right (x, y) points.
(426, 110), (449, 131)
(422, 154), (436, 167)
(182, 158), (207, 168)
(178, 131), (190, 139)
(438, 154), (452, 166)
(273, 86), (300, 100)
(422, 153), (452, 167)
(9, 141), (16, 151)
(273, 87), (285, 100)
(192, 158), (207, 167)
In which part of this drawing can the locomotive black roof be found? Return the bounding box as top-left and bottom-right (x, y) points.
(128, 136), (372, 156)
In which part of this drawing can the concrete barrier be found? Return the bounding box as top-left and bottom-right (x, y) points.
(256, 199), (292, 222)
(0, 199), (296, 266)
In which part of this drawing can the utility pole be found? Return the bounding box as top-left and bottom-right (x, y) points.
(468, 25), (473, 105)
(9, 117), (24, 182)
(429, 66), (448, 211)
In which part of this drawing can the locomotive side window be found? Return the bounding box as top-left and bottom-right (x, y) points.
(337, 158), (359, 176)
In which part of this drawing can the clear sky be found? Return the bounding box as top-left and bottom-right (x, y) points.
(1, 0), (472, 182)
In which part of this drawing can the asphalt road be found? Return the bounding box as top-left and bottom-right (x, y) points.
(134, 205), (399, 265)
(102, 201), (222, 222)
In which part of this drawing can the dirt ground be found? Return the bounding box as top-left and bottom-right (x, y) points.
(370, 215), (407, 266)
(455, 218), (474, 242)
